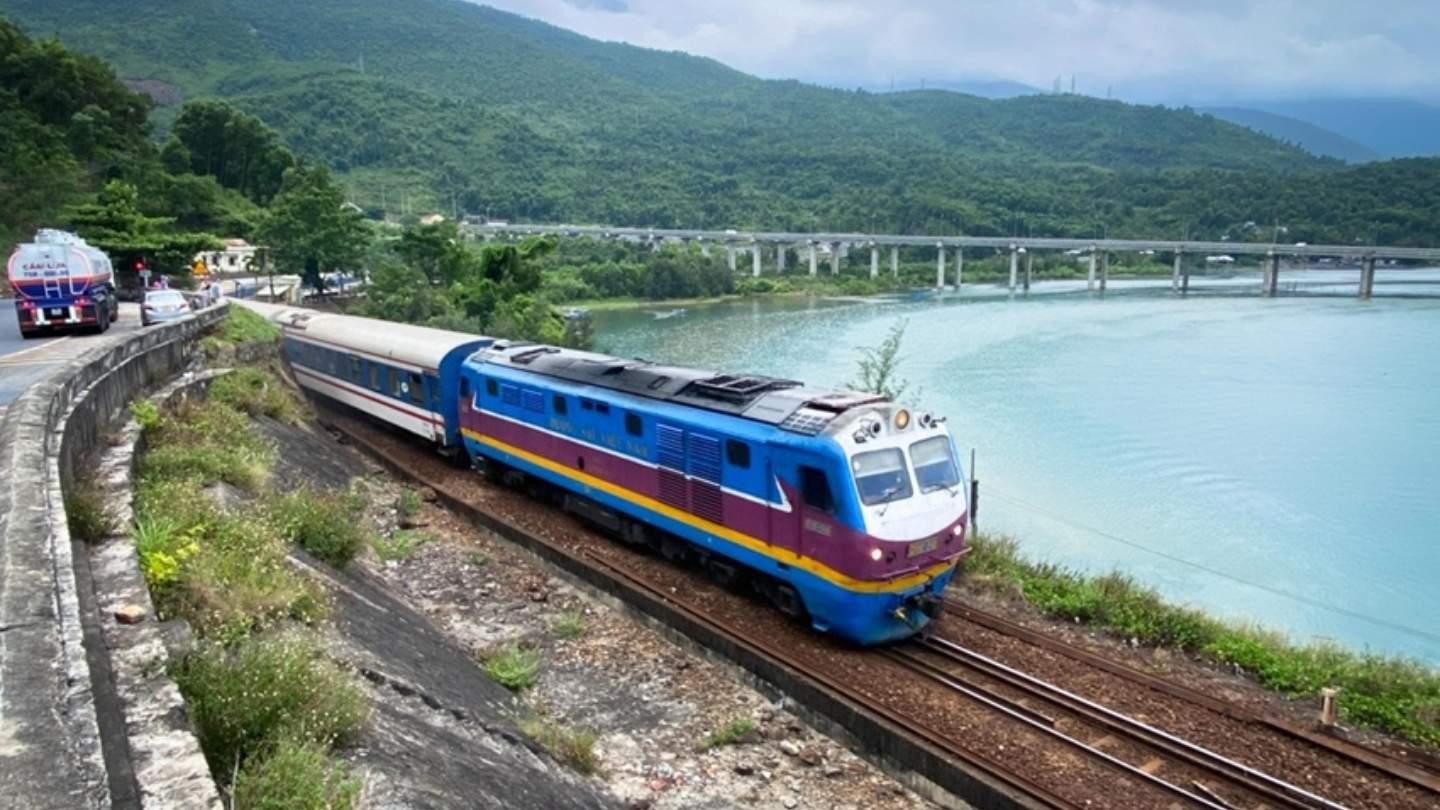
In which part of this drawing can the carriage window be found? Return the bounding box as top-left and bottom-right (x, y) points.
(624, 412), (642, 436)
(350, 356), (362, 382)
(485, 378), (498, 397)
(369, 363), (381, 391)
(553, 395), (567, 415)
(799, 466), (835, 514)
(852, 448), (913, 506)
(725, 440), (750, 469)
(409, 372), (424, 406)
(389, 370), (403, 398)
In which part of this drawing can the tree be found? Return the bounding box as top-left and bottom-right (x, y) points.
(254, 164), (370, 291)
(65, 180), (220, 279)
(848, 319), (910, 401)
(169, 100), (295, 204)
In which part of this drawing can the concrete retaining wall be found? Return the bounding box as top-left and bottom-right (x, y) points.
(0, 306), (227, 810)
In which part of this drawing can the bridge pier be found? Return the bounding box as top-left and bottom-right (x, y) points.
(752, 244), (762, 277)
(1360, 256), (1376, 298)
(936, 244), (945, 289)
(727, 245), (736, 272)
(891, 246), (899, 277)
(1172, 252), (1183, 292)
(830, 243), (840, 275)
(808, 243), (818, 276)
(955, 248), (964, 289)
(1098, 251), (1108, 292)
(1022, 250), (1033, 292)
(777, 243), (786, 272)
(1087, 248), (1097, 291)
(870, 246), (879, 279)
(1264, 251), (1280, 296)
(1008, 247), (1019, 291)
(700, 241), (710, 257)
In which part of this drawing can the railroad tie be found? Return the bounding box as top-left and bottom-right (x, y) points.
(1139, 757), (1164, 774)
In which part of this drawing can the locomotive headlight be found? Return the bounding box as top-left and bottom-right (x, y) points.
(894, 409), (910, 430)
(952, 524), (964, 537)
(869, 547), (883, 562)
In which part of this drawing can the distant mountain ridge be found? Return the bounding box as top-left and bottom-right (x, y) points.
(1228, 98), (1440, 159)
(1200, 107), (1379, 163)
(4, 0), (1439, 245)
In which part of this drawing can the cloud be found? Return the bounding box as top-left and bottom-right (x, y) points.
(471, 0), (1440, 102)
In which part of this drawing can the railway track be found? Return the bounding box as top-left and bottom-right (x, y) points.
(894, 637), (1351, 809)
(942, 599), (1440, 796)
(320, 408), (1432, 810)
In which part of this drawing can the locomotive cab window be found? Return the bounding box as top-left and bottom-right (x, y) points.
(625, 412), (642, 436)
(596, 402), (611, 415)
(553, 395), (567, 415)
(911, 436), (960, 493)
(852, 448), (913, 506)
(725, 440), (750, 469)
(799, 466), (835, 514)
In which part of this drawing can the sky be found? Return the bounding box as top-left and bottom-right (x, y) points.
(473, 0), (1440, 104)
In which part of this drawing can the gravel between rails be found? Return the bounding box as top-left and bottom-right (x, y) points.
(323, 407), (1430, 810)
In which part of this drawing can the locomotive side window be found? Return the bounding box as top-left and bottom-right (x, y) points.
(799, 466), (835, 514)
(725, 440), (750, 469)
(581, 399), (594, 411)
(553, 395), (567, 415)
(485, 378), (498, 397)
(624, 412), (642, 436)
(596, 402), (611, 415)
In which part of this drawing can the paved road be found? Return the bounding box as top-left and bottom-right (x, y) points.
(0, 302), (144, 411)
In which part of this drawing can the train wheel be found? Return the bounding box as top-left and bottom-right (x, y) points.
(704, 557), (740, 587)
(764, 581), (807, 621)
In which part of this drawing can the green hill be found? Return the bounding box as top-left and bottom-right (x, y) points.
(5, 0), (1438, 244)
(1201, 107), (1379, 163)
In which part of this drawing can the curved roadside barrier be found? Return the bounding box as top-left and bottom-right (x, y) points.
(0, 305), (227, 810)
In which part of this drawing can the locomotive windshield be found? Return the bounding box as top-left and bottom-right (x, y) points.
(911, 436), (960, 492)
(852, 448), (913, 506)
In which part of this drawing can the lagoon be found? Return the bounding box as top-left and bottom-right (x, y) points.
(591, 271), (1440, 662)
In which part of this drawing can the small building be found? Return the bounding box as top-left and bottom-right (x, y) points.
(195, 239), (263, 274)
(419, 213), (446, 226)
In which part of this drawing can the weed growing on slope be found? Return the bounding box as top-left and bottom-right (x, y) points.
(397, 488), (422, 518)
(519, 712), (600, 775)
(210, 367), (307, 424)
(65, 481), (117, 543)
(232, 739), (362, 810)
(551, 610), (588, 640)
(371, 530), (431, 562)
(483, 644), (541, 691)
(266, 487), (369, 567)
(698, 717), (756, 751)
(172, 631), (370, 780)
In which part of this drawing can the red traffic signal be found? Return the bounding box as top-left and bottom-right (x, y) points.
(133, 259), (147, 271)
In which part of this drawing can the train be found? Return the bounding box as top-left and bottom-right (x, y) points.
(7, 229), (120, 337)
(240, 300), (970, 645)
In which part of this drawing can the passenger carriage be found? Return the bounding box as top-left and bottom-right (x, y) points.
(459, 343), (970, 645)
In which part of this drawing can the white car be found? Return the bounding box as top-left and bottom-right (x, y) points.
(141, 290), (192, 326)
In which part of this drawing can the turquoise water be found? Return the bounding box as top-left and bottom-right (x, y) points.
(591, 272), (1440, 662)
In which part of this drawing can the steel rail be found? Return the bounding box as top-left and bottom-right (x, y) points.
(916, 637), (1352, 810)
(944, 600), (1440, 795)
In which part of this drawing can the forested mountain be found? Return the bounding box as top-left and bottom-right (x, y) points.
(1200, 108), (1379, 164)
(5, 0), (1439, 244)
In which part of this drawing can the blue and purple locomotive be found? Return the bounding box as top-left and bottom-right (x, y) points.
(245, 302), (969, 645)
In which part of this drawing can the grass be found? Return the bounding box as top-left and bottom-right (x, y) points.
(966, 534), (1440, 748)
(210, 367), (307, 425)
(371, 530), (431, 562)
(550, 610), (589, 640)
(467, 550), (489, 567)
(698, 716), (755, 751)
(267, 487), (370, 567)
(65, 481), (117, 543)
(397, 488), (422, 518)
(518, 712), (600, 775)
(232, 740), (362, 810)
(483, 644), (541, 691)
(172, 631), (371, 780)
(130, 398), (161, 434)
(139, 399), (275, 493)
(208, 305), (281, 346)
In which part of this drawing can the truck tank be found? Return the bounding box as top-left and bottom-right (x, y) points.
(7, 229), (119, 337)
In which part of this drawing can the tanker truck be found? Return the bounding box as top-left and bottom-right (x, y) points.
(7, 229), (120, 338)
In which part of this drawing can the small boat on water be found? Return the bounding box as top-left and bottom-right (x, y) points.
(650, 308), (687, 319)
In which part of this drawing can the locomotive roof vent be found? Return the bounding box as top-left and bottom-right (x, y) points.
(509, 346), (561, 364)
(690, 374), (801, 403)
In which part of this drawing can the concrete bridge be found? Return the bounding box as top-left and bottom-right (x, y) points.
(467, 223), (1440, 299)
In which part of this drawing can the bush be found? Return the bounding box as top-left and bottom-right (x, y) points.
(66, 482), (117, 543)
(483, 644), (540, 691)
(232, 740), (362, 810)
(698, 717), (755, 751)
(210, 367), (306, 424)
(131, 399), (162, 434)
(173, 632), (371, 777)
(519, 714), (599, 775)
(397, 488), (422, 518)
(267, 488), (369, 567)
(139, 399), (275, 493)
(211, 305), (281, 346)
